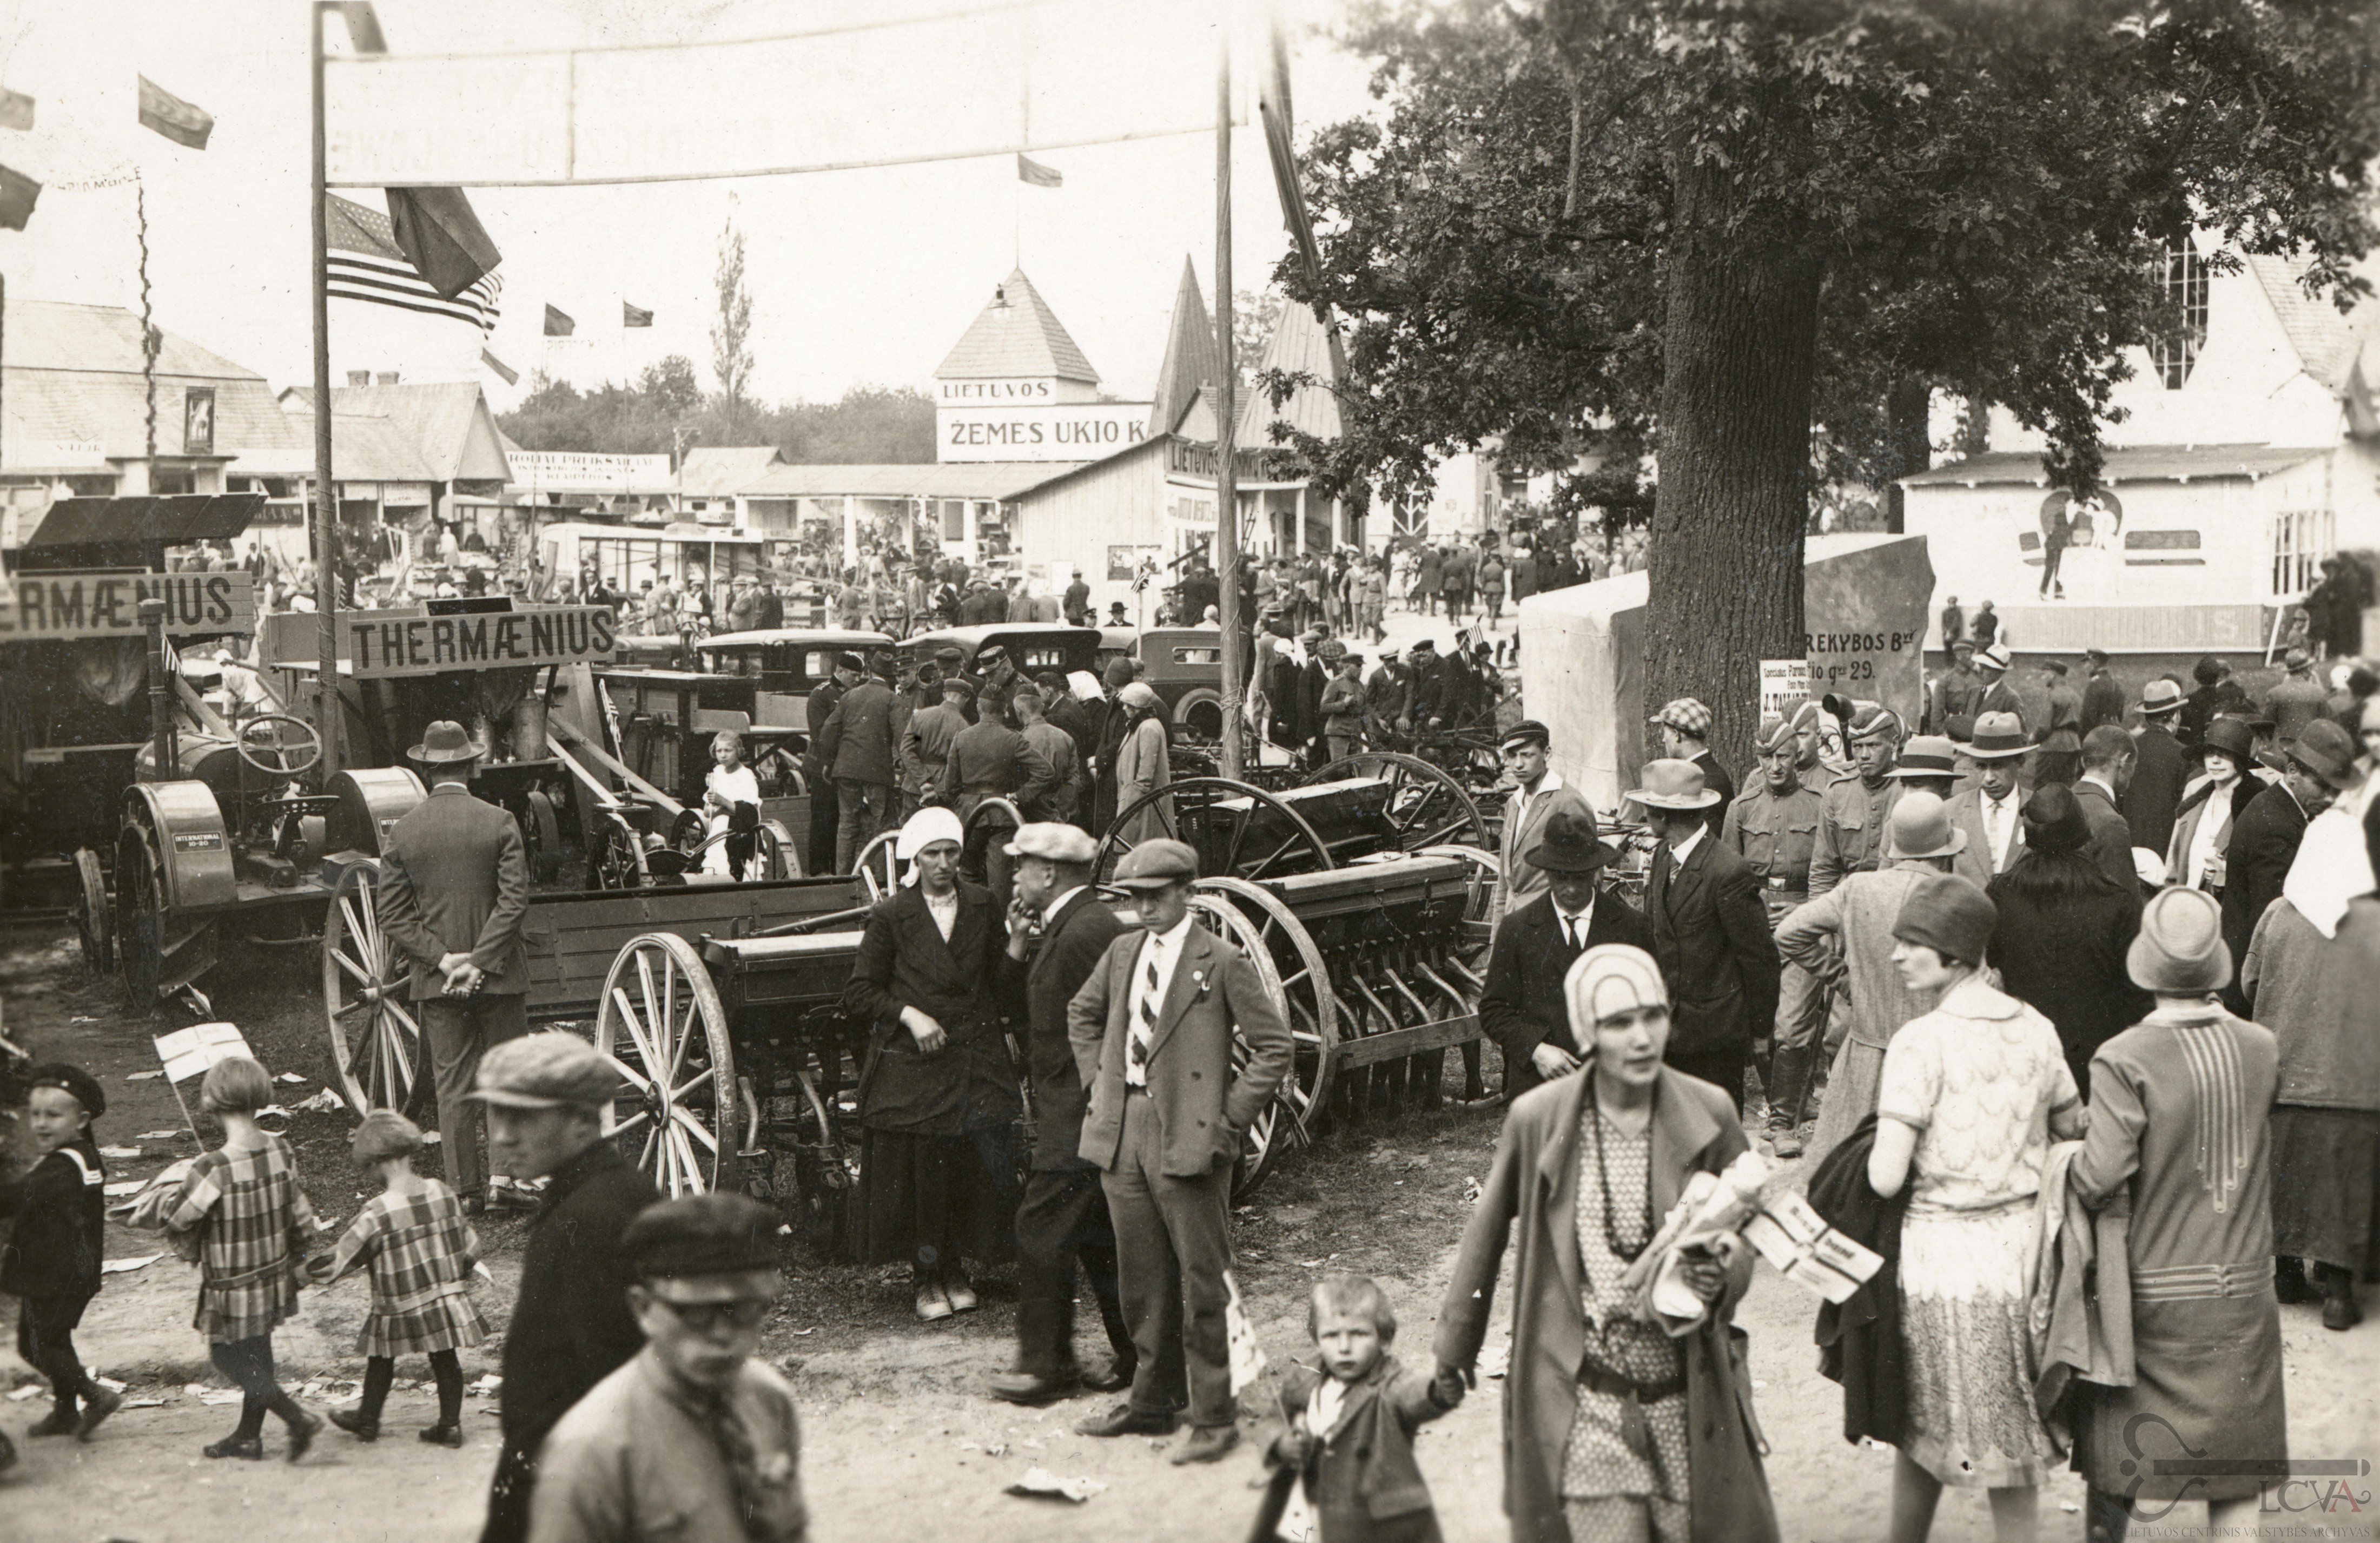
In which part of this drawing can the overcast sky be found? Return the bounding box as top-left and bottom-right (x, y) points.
(0, 0), (1377, 417)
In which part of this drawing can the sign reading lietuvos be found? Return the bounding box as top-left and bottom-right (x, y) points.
(346, 605), (618, 679)
(1, 570), (256, 641)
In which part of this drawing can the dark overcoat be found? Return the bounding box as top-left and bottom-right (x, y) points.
(841, 882), (1021, 1137)
(1643, 836), (1780, 1063)
(1480, 889), (1655, 1100)
(991, 887), (1122, 1170)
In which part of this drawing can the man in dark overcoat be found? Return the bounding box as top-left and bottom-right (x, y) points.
(2121, 677), (2191, 858)
(816, 652), (896, 872)
(1480, 808), (1654, 1101)
(2221, 720), (2353, 996)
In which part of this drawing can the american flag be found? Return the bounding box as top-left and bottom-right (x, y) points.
(325, 193), (500, 333)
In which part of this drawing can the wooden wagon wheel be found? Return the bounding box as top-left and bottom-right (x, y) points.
(521, 789), (564, 883)
(589, 813), (648, 890)
(596, 932), (739, 1196)
(113, 822), (167, 1008)
(1187, 875), (1339, 1195)
(1308, 751), (1491, 855)
(70, 847), (111, 977)
(1096, 776), (1335, 886)
(755, 817), (799, 880)
(322, 859), (424, 1115)
(854, 829), (905, 902)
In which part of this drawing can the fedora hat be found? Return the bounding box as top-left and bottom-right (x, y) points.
(1524, 807), (1617, 874)
(1888, 736), (1959, 780)
(1975, 643), (2013, 672)
(1884, 792), (1967, 860)
(1626, 757), (1720, 811)
(2019, 782), (2091, 855)
(2199, 716), (2257, 768)
(2138, 678), (2185, 716)
(407, 721), (482, 766)
(2127, 885), (2232, 993)
(1965, 711), (2032, 759)
(2281, 719), (2358, 788)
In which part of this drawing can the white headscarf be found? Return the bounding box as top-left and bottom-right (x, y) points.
(2282, 806), (2375, 940)
(892, 806), (965, 872)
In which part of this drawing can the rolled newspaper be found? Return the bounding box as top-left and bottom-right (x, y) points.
(1621, 1150), (1774, 1331)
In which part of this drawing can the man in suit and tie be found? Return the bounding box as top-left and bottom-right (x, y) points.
(989, 825), (1136, 1405)
(1649, 697), (1735, 839)
(1973, 643), (2024, 734)
(1947, 710), (2031, 889)
(376, 721), (531, 1214)
(1068, 840), (1293, 1464)
(2122, 676), (2191, 858)
(2220, 718), (2355, 992)
(2073, 724), (2140, 889)
(1631, 759), (1781, 1113)
(1492, 718), (1594, 920)
(1479, 808), (1655, 1101)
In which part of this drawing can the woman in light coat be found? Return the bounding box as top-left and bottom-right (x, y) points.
(1111, 682), (1173, 846)
(2165, 715), (2263, 891)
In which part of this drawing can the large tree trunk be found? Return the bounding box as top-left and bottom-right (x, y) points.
(1883, 374), (1931, 535)
(1645, 156), (1822, 779)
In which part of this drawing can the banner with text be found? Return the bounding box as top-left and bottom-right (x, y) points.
(939, 402), (1152, 463)
(1, 571), (256, 641)
(346, 605), (617, 679)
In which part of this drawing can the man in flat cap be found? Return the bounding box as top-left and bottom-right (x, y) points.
(1810, 705), (1905, 898)
(377, 721), (530, 1215)
(471, 1034), (656, 1543)
(899, 677), (973, 809)
(988, 823), (1136, 1404)
(815, 651), (896, 873)
(530, 1194), (805, 1543)
(1721, 715), (1827, 1154)
(1069, 840), (1293, 1463)
(936, 645), (984, 724)
(1649, 697), (1734, 839)
(1493, 719), (1593, 920)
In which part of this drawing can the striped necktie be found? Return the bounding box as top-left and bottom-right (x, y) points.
(1131, 943), (1161, 1075)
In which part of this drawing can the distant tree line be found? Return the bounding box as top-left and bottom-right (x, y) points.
(498, 355), (937, 464)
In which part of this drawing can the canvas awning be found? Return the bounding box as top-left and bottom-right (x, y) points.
(19, 492), (266, 550)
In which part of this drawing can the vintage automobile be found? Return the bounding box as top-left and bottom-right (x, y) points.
(1135, 624), (1228, 740)
(687, 628), (898, 729)
(897, 623), (1103, 686)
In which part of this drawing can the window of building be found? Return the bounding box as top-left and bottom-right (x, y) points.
(2270, 507), (2334, 597)
(2150, 235), (2209, 390)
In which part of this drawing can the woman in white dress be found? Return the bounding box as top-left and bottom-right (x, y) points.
(702, 731), (762, 878)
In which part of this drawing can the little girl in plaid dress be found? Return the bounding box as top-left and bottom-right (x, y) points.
(164, 1057), (325, 1462)
(311, 1110), (487, 1447)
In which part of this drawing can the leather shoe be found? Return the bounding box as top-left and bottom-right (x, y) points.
(916, 1284), (954, 1322)
(461, 1192), (487, 1218)
(988, 1369), (1077, 1406)
(2275, 1260), (2318, 1304)
(945, 1279), (980, 1314)
(1080, 1357), (1133, 1393)
(2323, 1294), (2363, 1331)
(328, 1406), (380, 1441)
(1169, 1424), (1239, 1465)
(1073, 1402), (1179, 1439)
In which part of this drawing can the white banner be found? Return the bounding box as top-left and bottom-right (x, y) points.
(325, 1), (1223, 187)
(939, 401), (1151, 463)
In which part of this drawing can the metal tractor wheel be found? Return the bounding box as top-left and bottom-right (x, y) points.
(1097, 776), (1334, 886)
(1305, 751), (1491, 856)
(70, 847), (112, 977)
(322, 859), (426, 1116)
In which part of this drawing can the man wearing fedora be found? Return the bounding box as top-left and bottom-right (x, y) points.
(376, 722), (530, 1214)
(1810, 705), (1904, 899)
(1650, 697), (1735, 839)
(1068, 840), (1293, 1464)
(2122, 675), (2192, 859)
(2221, 718), (2356, 994)
(1480, 808), (1655, 1102)
(1631, 759), (1780, 1112)
(1885, 734), (1960, 802)
(1947, 711), (2031, 889)
(1973, 641), (2024, 726)
(1721, 716), (1827, 1154)
(1493, 719), (1594, 920)
(2072, 724), (2140, 889)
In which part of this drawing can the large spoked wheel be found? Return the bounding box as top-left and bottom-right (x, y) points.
(1414, 843), (1503, 957)
(522, 789), (564, 883)
(235, 713), (324, 779)
(854, 829), (905, 902)
(322, 860), (425, 1115)
(113, 823), (167, 1008)
(960, 795), (1024, 905)
(755, 818), (799, 880)
(596, 933), (739, 1197)
(1307, 751), (1491, 855)
(70, 847), (112, 977)
(590, 814), (647, 890)
(1187, 875), (1339, 1195)
(1097, 776), (1334, 886)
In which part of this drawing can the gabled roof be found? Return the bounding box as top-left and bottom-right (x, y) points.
(1238, 300), (1342, 445)
(678, 446), (784, 496)
(1148, 259), (1221, 436)
(278, 381), (512, 484)
(1, 299), (305, 466)
(1901, 444), (2323, 487)
(934, 269), (1099, 385)
(2243, 254), (2365, 394)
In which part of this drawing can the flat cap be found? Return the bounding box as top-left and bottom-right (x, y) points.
(832, 651), (863, 672)
(1006, 821), (1098, 864)
(622, 1192), (781, 1282)
(1498, 718), (1550, 749)
(1649, 698), (1713, 737)
(25, 1062), (104, 1119)
(467, 1032), (618, 1110)
(939, 678), (977, 702)
(935, 645), (967, 663)
(1112, 839), (1198, 889)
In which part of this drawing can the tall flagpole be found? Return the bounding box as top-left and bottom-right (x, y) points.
(1214, 18), (1244, 781)
(309, 1), (341, 771)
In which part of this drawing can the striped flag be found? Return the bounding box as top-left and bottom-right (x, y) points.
(325, 193), (501, 331)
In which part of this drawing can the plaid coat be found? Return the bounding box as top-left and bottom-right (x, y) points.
(310, 1180), (488, 1358)
(165, 1137), (319, 1344)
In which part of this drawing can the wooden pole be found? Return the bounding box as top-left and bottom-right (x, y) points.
(309, 1), (342, 771)
(1214, 21), (1244, 781)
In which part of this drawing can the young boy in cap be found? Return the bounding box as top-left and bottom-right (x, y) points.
(1493, 720), (1593, 919)
(471, 1033), (657, 1543)
(0, 1063), (122, 1440)
(529, 1193), (805, 1543)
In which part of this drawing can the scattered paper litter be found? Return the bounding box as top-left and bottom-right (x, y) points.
(1004, 1468), (1108, 1504)
(984, 1442), (1009, 1456)
(276, 1072), (308, 1084)
(2060, 1502), (2081, 1514)
(788, 1327), (816, 1337)
(124, 1070), (164, 1082)
(95, 1377), (127, 1394)
(1478, 1341), (1511, 1380)
(199, 1390), (245, 1406)
(97, 1145), (143, 1158)
(254, 1105), (290, 1121)
(419, 1130), (441, 1145)
(956, 1440), (980, 1452)
(123, 1397), (167, 1409)
(469, 1374), (501, 1394)
(290, 1089), (345, 1113)
(6, 1385), (41, 1401)
(134, 1129), (181, 1140)
(182, 1383), (210, 1398)
(1462, 1176), (1483, 1204)
(101, 1255), (163, 1274)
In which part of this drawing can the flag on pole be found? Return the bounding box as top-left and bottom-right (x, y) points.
(480, 349), (519, 386)
(136, 76), (213, 149)
(334, 1), (388, 54)
(325, 194), (501, 331)
(0, 87), (34, 133)
(385, 187), (501, 300)
(543, 304), (575, 337)
(0, 163), (39, 229)
(1016, 153), (1062, 188)
(623, 302), (653, 328)
(1224, 1270), (1268, 1395)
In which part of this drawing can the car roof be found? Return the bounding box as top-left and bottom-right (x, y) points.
(900, 624), (1099, 651)
(697, 628), (895, 652)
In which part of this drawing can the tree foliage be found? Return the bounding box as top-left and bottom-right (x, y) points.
(712, 218), (756, 437)
(498, 364), (936, 464)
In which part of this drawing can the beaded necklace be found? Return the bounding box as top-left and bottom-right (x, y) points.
(1590, 1085), (1655, 1263)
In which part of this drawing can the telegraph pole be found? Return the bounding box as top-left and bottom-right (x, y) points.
(1213, 21), (1244, 780)
(309, 1), (342, 770)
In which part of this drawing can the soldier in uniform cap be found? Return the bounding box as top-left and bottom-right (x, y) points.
(1720, 715), (1826, 1154)
(1928, 637), (1984, 740)
(934, 645), (981, 724)
(1069, 840), (1293, 1464)
(528, 1194), (806, 1543)
(1810, 705), (1905, 898)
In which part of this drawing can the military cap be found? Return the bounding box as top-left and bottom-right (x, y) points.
(467, 1032), (618, 1110)
(1006, 822), (1098, 864)
(1648, 698), (1713, 738)
(622, 1192), (780, 1282)
(1753, 715), (1793, 754)
(940, 677), (977, 702)
(831, 651), (863, 672)
(25, 1062), (104, 1119)
(935, 645), (967, 664)
(1410, 638), (1438, 653)
(1112, 839), (1198, 889)
(1847, 705), (1903, 744)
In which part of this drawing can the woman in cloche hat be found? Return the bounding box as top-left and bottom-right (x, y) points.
(2066, 886), (2286, 1542)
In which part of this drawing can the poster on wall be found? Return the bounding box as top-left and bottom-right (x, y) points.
(1107, 544), (1160, 583)
(182, 387), (215, 456)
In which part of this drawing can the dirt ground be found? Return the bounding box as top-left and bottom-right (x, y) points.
(3, 925), (2375, 1543)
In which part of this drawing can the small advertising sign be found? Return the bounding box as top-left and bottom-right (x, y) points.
(0, 570), (255, 641)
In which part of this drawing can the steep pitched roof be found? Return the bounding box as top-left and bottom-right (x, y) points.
(278, 382), (511, 484)
(1148, 259), (1221, 436)
(2244, 254), (2364, 393)
(1238, 299), (1343, 445)
(934, 269), (1099, 385)
(678, 445), (784, 496)
(2, 299), (303, 465)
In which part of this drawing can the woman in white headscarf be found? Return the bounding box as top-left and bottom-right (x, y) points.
(841, 807), (1022, 1321)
